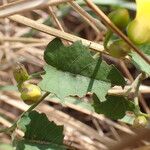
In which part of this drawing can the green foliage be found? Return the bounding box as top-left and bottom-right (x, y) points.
(93, 94), (135, 119)
(130, 44), (150, 76)
(2, 2), (150, 147)
(39, 38), (125, 101)
(15, 111), (66, 150)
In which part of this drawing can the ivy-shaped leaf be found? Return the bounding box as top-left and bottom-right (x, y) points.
(39, 38), (125, 101)
(130, 43), (150, 76)
(93, 94), (135, 119)
(15, 111), (66, 150)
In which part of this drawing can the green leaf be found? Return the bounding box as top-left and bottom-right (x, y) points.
(17, 112), (31, 132)
(0, 143), (13, 150)
(15, 111), (66, 150)
(39, 38), (125, 101)
(15, 141), (65, 150)
(93, 94), (135, 119)
(119, 114), (135, 125)
(139, 44), (150, 55)
(130, 44), (150, 76)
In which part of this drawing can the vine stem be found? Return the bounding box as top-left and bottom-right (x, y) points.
(29, 71), (45, 78)
(125, 73), (146, 115)
(85, 0), (150, 65)
(0, 92), (50, 134)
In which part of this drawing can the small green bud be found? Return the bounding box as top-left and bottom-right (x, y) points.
(108, 8), (130, 30)
(133, 116), (148, 128)
(13, 63), (29, 84)
(107, 39), (131, 58)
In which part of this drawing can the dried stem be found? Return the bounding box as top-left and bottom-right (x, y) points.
(0, 0), (74, 18)
(69, 1), (101, 34)
(48, 6), (65, 32)
(9, 14), (104, 52)
(48, 6), (70, 45)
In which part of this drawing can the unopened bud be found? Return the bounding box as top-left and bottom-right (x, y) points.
(13, 63), (29, 84)
(20, 83), (42, 105)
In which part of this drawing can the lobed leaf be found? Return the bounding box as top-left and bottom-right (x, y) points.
(93, 94), (135, 119)
(130, 43), (150, 76)
(15, 111), (66, 150)
(39, 38), (125, 101)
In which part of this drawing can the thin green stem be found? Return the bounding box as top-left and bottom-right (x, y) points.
(133, 73), (146, 115)
(124, 73), (145, 97)
(29, 71), (45, 79)
(139, 112), (150, 118)
(104, 30), (112, 50)
(123, 73), (146, 115)
(0, 92), (50, 134)
(26, 92), (50, 113)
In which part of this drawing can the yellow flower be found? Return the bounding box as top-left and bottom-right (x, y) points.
(127, 0), (150, 44)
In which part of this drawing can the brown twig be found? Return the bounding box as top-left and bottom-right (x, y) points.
(69, 1), (104, 34)
(48, 6), (70, 45)
(0, 0), (74, 18)
(110, 129), (150, 150)
(8, 14), (104, 52)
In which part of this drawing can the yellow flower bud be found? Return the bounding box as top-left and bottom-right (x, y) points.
(13, 63), (29, 84)
(127, 0), (150, 44)
(20, 83), (42, 105)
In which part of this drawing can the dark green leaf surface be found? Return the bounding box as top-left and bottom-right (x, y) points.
(93, 94), (135, 119)
(139, 44), (150, 55)
(131, 44), (150, 76)
(39, 38), (125, 101)
(15, 111), (65, 150)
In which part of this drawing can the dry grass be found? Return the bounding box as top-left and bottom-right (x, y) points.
(0, 0), (150, 150)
